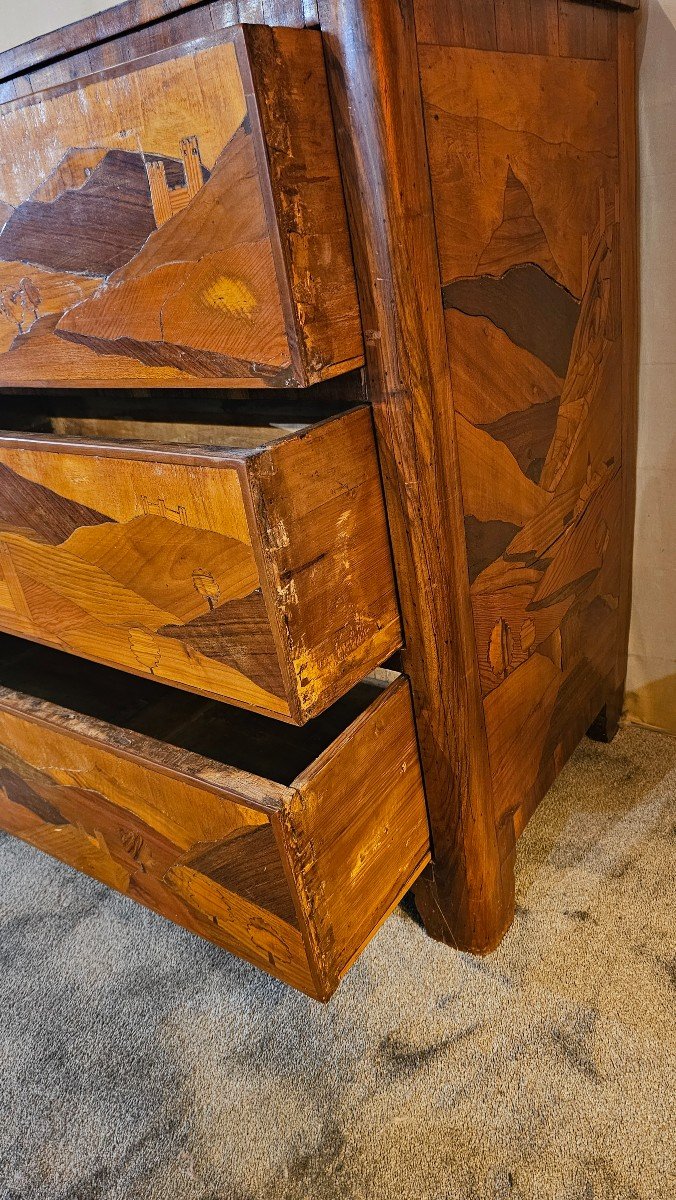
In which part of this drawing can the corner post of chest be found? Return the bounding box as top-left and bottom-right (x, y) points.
(316, 0), (515, 953)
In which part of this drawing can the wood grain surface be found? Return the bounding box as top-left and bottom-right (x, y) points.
(0, 638), (429, 999)
(0, 24), (362, 387)
(588, 9), (638, 743)
(417, 1), (636, 844)
(0, 407), (401, 721)
(0, 0), (639, 967)
(415, 0), (638, 55)
(318, 0), (514, 954)
(0, 0), (639, 89)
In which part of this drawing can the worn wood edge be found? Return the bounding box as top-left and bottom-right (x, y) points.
(242, 22), (322, 387)
(235, 25), (309, 385)
(0, 682), (291, 811)
(0, 0), (640, 84)
(614, 10), (639, 704)
(287, 675), (431, 995)
(239, 440), (305, 724)
(318, 0), (514, 953)
(293, 407), (404, 721)
(242, 22), (364, 385)
(312, 354), (366, 385)
(249, 401), (392, 727)
(268, 804), (331, 999)
(246, 405), (403, 724)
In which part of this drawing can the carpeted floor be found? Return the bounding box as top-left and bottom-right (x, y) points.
(1, 723), (675, 1200)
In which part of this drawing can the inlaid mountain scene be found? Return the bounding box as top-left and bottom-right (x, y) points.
(421, 44), (626, 835)
(0, 28), (362, 387)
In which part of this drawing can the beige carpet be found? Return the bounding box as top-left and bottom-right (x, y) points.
(1, 723), (674, 1200)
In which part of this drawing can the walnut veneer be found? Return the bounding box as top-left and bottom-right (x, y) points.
(0, 0), (639, 991)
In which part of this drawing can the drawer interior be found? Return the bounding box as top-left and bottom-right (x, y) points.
(0, 633), (395, 786)
(0, 376), (363, 451)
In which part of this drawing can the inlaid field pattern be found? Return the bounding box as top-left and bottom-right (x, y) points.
(0, 29), (362, 387)
(0, 447), (291, 716)
(421, 44), (625, 834)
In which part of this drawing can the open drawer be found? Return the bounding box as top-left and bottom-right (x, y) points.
(0, 636), (430, 999)
(0, 24), (363, 388)
(0, 402), (401, 722)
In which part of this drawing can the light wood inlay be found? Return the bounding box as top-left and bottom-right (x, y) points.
(0, 408), (401, 722)
(0, 25), (362, 388)
(0, 639), (430, 999)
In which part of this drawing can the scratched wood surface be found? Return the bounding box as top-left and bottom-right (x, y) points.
(415, 0), (640, 58)
(0, 0), (639, 970)
(0, 0), (639, 90)
(0, 407), (401, 722)
(417, 0), (633, 844)
(0, 24), (362, 387)
(0, 637), (429, 999)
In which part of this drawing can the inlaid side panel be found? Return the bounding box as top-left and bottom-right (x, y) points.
(0, 702), (316, 994)
(0, 26), (362, 388)
(247, 408), (403, 721)
(415, 0), (618, 60)
(419, 37), (625, 837)
(0, 444), (291, 718)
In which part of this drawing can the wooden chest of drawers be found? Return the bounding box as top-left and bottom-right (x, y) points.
(0, 0), (639, 994)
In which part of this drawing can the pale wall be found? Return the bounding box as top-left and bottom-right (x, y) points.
(626, 0), (676, 734)
(0, 0), (673, 732)
(0, 1), (119, 47)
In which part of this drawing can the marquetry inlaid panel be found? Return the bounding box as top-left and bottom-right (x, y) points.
(0, 408), (402, 722)
(419, 27), (626, 834)
(0, 24), (362, 388)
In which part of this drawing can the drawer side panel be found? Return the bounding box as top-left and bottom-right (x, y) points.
(248, 407), (403, 722)
(285, 677), (431, 994)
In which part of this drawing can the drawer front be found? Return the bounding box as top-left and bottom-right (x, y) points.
(0, 408), (401, 722)
(0, 24), (363, 388)
(0, 665), (430, 1000)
